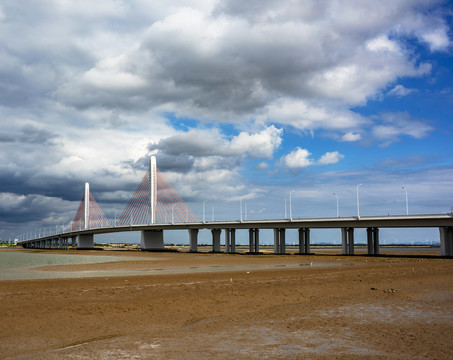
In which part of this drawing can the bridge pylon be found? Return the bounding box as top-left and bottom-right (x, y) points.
(72, 183), (110, 232)
(116, 156), (198, 226)
(149, 156), (157, 225)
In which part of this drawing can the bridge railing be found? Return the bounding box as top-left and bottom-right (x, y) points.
(16, 215), (204, 243)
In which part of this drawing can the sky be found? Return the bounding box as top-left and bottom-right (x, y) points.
(1, 0), (452, 245)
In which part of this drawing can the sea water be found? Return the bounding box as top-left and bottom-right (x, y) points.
(0, 249), (151, 280)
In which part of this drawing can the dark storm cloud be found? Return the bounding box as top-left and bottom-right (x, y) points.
(0, 134), (14, 143)
(51, 0), (446, 131)
(149, 131), (227, 157)
(19, 124), (59, 145)
(152, 153), (195, 173)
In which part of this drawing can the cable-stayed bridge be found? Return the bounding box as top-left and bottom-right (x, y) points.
(16, 157), (453, 256)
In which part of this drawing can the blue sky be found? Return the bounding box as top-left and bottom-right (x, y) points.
(0, 0), (452, 245)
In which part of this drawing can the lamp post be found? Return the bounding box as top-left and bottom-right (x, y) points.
(289, 190), (295, 220)
(356, 184), (362, 218)
(333, 192), (339, 217)
(401, 186), (408, 215)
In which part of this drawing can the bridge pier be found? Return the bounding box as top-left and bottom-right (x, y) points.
(248, 229), (260, 253)
(440, 227), (453, 257)
(141, 230), (164, 250)
(225, 229), (236, 253)
(189, 229), (199, 252)
(78, 234), (94, 249)
(298, 228), (311, 254)
(367, 227), (380, 255)
(274, 228), (286, 254)
(342, 228), (354, 255)
(211, 229), (221, 252)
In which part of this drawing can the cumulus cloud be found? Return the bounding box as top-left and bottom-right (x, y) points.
(340, 132), (362, 142)
(280, 148), (314, 169)
(281, 148), (345, 168)
(421, 29), (451, 51)
(266, 98), (367, 132)
(150, 125), (283, 160)
(147, 125), (283, 201)
(49, 0), (444, 124)
(317, 151), (344, 165)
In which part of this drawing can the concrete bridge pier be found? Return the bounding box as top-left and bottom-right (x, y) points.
(211, 229), (221, 252)
(298, 228), (311, 254)
(274, 228), (286, 254)
(440, 227), (453, 257)
(78, 234), (94, 249)
(367, 227), (380, 255)
(141, 230), (164, 250)
(342, 228), (355, 255)
(189, 229), (199, 252)
(248, 229), (260, 253)
(225, 229), (236, 253)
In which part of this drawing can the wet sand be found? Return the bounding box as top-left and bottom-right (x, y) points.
(1, 250), (452, 359)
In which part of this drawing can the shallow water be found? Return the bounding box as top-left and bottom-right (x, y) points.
(0, 249), (339, 280)
(0, 250), (154, 280)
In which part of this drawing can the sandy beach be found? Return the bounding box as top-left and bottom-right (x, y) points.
(1, 250), (452, 359)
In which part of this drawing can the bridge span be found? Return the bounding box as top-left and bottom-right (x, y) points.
(18, 213), (453, 257)
(15, 156), (453, 257)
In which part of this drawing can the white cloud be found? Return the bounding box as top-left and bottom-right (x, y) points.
(366, 36), (400, 53)
(421, 29), (451, 51)
(152, 125), (283, 159)
(266, 98), (367, 131)
(388, 84), (416, 97)
(281, 148), (344, 168)
(372, 112), (433, 143)
(317, 151), (344, 165)
(340, 132), (362, 142)
(280, 148), (313, 168)
(230, 126), (283, 158)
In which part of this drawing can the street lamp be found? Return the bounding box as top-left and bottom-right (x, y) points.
(289, 190), (295, 220)
(401, 186), (408, 215)
(356, 184), (362, 218)
(333, 193), (339, 217)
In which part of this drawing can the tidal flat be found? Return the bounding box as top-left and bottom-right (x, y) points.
(1, 249), (452, 359)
